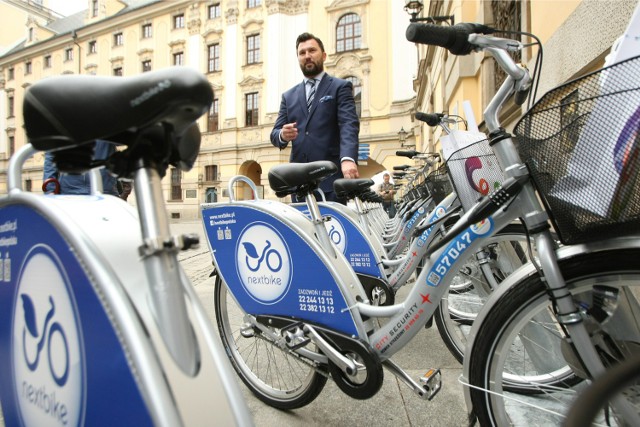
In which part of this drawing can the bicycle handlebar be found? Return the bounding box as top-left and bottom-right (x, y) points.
(396, 150), (420, 158)
(405, 23), (494, 55)
(415, 112), (444, 127)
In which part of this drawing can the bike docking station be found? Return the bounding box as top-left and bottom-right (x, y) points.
(201, 162), (444, 407)
(0, 66), (252, 427)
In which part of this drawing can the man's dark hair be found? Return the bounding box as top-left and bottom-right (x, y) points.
(296, 32), (325, 52)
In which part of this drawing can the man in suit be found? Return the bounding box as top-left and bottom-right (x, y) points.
(270, 32), (360, 203)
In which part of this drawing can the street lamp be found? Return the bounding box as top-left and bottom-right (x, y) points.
(398, 127), (411, 148)
(404, 0), (454, 24)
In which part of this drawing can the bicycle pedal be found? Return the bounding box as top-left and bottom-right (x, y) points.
(419, 368), (442, 400)
(281, 322), (311, 350)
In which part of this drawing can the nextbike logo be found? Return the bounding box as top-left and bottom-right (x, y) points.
(236, 222), (292, 304)
(324, 216), (346, 254)
(12, 245), (85, 426)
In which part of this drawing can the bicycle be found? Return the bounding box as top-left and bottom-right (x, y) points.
(563, 355), (640, 427)
(403, 21), (640, 425)
(0, 67), (252, 426)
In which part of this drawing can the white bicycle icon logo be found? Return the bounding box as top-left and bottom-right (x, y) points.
(242, 240), (283, 272)
(21, 294), (69, 387)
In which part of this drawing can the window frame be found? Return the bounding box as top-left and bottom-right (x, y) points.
(247, 0), (261, 8)
(246, 34), (260, 65)
(336, 13), (362, 53)
(173, 13), (185, 29)
(208, 3), (221, 19)
(170, 168), (182, 200)
(207, 43), (220, 72)
(114, 32), (124, 46)
(245, 92), (259, 127)
(142, 23), (153, 39)
(208, 98), (219, 132)
(88, 40), (97, 54)
(173, 51), (184, 66)
(141, 60), (152, 72)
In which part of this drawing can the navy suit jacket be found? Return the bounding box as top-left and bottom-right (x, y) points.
(270, 74), (360, 194)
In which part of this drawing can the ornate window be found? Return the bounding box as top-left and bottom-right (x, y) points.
(208, 3), (221, 19)
(245, 92), (259, 127)
(246, 34), (260, 64)
(336, 13), (361, 53)
(208, 43), (220, 72)
(170, 168), (182, 200)
(208, 98), (219, 132)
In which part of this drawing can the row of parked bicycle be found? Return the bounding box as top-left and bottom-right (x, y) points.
(202, 21), (640, 427)
(1, 14), (638, 427)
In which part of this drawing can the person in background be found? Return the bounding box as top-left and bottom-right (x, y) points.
(378, 172), (396, 218)
(43, 140), (119, 196)
(270, 32), (360, 204)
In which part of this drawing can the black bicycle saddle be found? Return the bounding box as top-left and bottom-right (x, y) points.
(268, 161), (337, 195)
(23, 66), (213, 151)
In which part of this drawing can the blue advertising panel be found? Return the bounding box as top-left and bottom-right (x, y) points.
(202, 205), (359, 336)
(293, 205), (384, 279)
(0, 205), (153, 427)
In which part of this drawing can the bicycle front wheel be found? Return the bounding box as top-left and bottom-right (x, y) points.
(467, 248), (640, 426)
(214, 274), (327, 409)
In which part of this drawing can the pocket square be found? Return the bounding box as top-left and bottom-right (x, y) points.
(319, 95), (334, 103)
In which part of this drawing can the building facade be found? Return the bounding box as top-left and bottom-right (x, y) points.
(411, 0), (638, 156)
(0, 0), (419, 219)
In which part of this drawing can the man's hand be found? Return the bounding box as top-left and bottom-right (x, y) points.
(280, 122), (298, 142)
(341, 160), (359, 179)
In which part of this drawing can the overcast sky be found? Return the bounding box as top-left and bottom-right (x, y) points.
(48, 0), (86, 16)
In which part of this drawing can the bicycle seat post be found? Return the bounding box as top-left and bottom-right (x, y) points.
(303, 192), (336, 258)
(134, 163), (198, 375)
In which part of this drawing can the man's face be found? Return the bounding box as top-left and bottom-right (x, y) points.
(384, 174), (390, 182)
(298, 39), (326, 77)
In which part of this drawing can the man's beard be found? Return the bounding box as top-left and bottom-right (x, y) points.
(301, 61), (323, 77)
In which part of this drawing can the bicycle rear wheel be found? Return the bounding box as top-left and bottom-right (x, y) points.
(467, 249), (640, 426)
(214, 274), (327, 409)
(435, 224), (532, 363)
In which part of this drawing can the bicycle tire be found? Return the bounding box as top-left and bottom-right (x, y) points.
(564, 355), (640, 427)
(214, 274), (327, 409)
(434, 224), (532, 363)
(467, 249), (640, 426)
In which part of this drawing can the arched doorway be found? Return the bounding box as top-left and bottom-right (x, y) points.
(235, 160), (263, 200)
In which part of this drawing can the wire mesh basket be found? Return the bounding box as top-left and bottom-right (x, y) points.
(514, 55), (640, 245)
(425, 164), (453, 205)
(445, 139), (506, 212)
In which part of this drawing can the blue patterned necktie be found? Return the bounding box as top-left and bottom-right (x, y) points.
(306, 79), (316, 111)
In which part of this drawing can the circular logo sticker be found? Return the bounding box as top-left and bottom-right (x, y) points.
(236, 222), (292, 304)
(12, 245), (85, 427)
(470, 218), (493, 236)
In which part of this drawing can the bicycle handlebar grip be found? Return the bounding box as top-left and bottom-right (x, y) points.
(415, 112), (444, 127)
(396, 150), (419, 158)
(393, 165), (410, 171)
(405, 23), (494, 55)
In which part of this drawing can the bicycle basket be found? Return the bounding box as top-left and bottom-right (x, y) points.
(514, 55), (640, 245)
(445, 139), (506, 212)
(425, 164), (453, 205)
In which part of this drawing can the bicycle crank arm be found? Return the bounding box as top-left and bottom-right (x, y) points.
(383, 359), (442, 400)
(303, 324), (358, 376)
